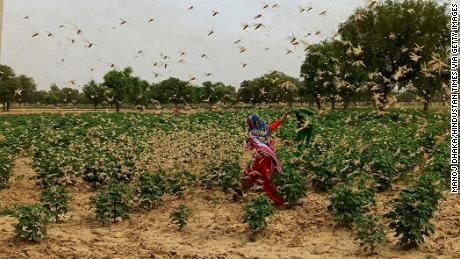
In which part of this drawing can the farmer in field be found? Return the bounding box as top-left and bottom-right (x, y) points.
(291, 108), (316, 151)
(240, 112), (290, 205)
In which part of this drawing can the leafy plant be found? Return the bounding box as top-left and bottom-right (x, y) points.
(90, 183), (134, 224)
(311, 169), (336, 192)
(82, 154), (123, 189)
(0, 150), (15, 189)
(354, 214), (385, 254)
(244, 194), (275, 232)
(136, 173), (166, 209)
(272, 164), (307, 206)
(170, 204), (190, 230)
(200, 157), (242, 196)
(40, 185), (71, 222)
(199, 161), (221, 189)
(165, 176), (186, 199)
(8, 204), (51, 242)
(385, 172), (444, 248)
(159, 170), (196, 199)
(218, 158), (242, 194)
(367, 151), (397, 192)
(328, 180), (376, 228)
(33, 145), (79, 188)
(425, 139), (449, 187)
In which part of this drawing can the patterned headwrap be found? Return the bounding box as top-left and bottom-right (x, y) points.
(245, 114), (282, 173)
(246, 114), (270, 145)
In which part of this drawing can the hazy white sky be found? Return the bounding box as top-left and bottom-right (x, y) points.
(3, 0), (369, 90)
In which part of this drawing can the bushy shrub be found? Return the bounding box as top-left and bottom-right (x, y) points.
(306, 145), (348, 192)
(200, 157), (242, 195)
(244, 194), (275, 232)
(33, 148), (79, 188)
(165, 175), (186, 199)
(417, 120), (449, 152)
(362, 148), (398, 192)
(40, 185), (71, 222)
(161, 170), (196, 199)
(9, 204), (51, 242)
(82, 152), (136, 189)
(82, 159), (116, 189)
(385, 172), (443, 248)
(90, 183), (134, 224)
(136, 173), (166, 209)
(272, 164), (307, 206)
(354, 215), (385, 254)
(219, 158), (242, 194)
(311, 169), (336, 192)
(199, 162), (221, 189)
(170, 204), (190, 230)
(425, 139), (449, 187)
(328, 181), (376, 228)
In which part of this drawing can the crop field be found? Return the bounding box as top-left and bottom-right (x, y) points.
(0, 0), (455, 257)
(0, 108), (456, 258)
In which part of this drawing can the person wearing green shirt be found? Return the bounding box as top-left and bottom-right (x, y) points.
(290, 108), (316, 151)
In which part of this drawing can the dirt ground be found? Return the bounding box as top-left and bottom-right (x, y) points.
(0, 156), (459, 259)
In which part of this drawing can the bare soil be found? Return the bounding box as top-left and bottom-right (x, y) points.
(0, 157), (459, 259)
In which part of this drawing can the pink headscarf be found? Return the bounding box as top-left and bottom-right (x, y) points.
(245, 114), (283, 173)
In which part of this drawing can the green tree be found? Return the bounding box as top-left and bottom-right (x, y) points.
(237, 79), (262, 106)
(264, 72), (300, 106)
(238, 72), (299, 106)
(103, 67), (134, 112)
(221, 85), (237, 108)
(396, 89), (417, 104)
(61, 87), (80, 105)
(83, 80), (106, 109)
(44, 84), (61, 106)
(297, 83), (315, 107)
(16, 75), (37, 104)
(199, 81), (234, 110)
(331, 40), (368, 109)
(412, 55), (449, 112)
(338, 0), (449, 111)
(30, 90), (47, 105)
(222, 92), (237, 108)
(154, 77), (192, 107)
(0, 65), (19, 111)
(127, 76), (150, 108)
(301, 43), (335, 109)
(278, 80), (299, 107)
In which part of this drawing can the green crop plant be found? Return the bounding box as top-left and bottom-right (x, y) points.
(170, 204), (190, 230)
(40, 185), (71, 222)
(328, 179), (376, 228)
(244, 194), (275, 232)
(90, 183), (134, 224)
(354, 214), (385, 254)
(385, 172), (444, 248)
(7, 204), (52, 242)
(136, 173), (166, 209)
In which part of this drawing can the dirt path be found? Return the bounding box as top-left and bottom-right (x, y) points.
(0, 157), (458, 258)
(0, 156), (41, 208)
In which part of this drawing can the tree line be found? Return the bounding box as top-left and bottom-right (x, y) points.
(0, 65), (311, 112)
(0, 0), (450, 112)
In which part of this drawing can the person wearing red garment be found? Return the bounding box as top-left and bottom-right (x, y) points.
(241, 112), (290, 205)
